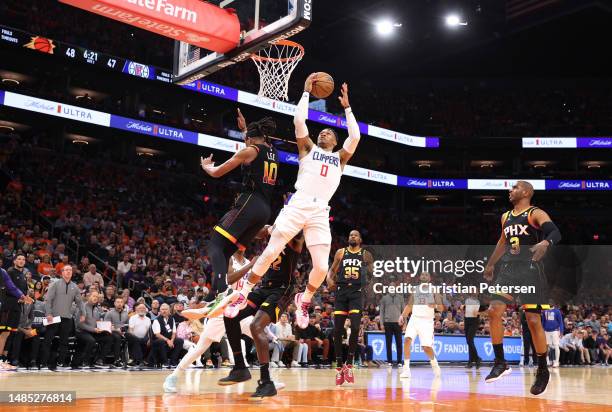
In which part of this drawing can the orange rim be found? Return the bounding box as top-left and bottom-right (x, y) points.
(250, 39), (305, 63)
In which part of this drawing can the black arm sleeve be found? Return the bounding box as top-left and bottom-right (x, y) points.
(541, 221), (561, 245)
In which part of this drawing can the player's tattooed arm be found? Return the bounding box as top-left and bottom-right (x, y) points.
(326, 248), (343, 289)
(200, 146), (258, 178)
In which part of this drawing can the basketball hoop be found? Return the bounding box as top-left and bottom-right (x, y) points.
(250, 40), (304, 101)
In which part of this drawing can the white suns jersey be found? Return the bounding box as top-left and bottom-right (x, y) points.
(411, 286), (435, 319)
(229, 256), (250, 291)
(294, 146), (342, 204)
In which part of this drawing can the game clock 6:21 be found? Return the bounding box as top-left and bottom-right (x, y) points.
(59, 44), (125, 71)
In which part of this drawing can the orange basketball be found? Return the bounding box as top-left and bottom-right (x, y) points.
(311, 72), (334, 99)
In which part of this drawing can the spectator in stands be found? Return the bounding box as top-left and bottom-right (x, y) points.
(41, 265), (85, 370)
(126, 303), (151, 367)
(83, 264), (105, 288)
(175, 318), (203, 368)
(356, 316), (374, 367)
(101, 285), (116, 310)
(25, 254), (37, 277)
(104, 297), (129, 367)
(585, 313), (601, 332)
(379, 282), (404, 365)
(299, 315), (330, 365)
(150, 303), (184, 367)
(37, 255), (53, 277)
(54, 256), (69, 276)
(596, 328), (611, 365)
(272, 312), (298, 367)
(148, 299), (160, 320)
(73, 291), (112, 368)
(120, 289), (135, 311)
(560, 328), (583, 365)
(583, 329), (598, 365)
(116, 255), (131, 289)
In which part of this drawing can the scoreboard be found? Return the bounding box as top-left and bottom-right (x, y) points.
(0, 24), (172, 83)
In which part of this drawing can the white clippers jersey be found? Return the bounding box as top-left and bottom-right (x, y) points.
(294, 146), (342, 204)
(229, 256), (250, 291)
(412, 285), (435, 319)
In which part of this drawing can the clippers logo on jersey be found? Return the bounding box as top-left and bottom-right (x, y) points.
(313, 150), (340, 167)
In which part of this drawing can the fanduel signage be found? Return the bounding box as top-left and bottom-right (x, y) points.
(59, 0), (240, 52)
(366, 332), (522, 362)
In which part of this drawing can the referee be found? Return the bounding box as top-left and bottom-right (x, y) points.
(463, 294), (482, 368)
(0, 254), (34, 370)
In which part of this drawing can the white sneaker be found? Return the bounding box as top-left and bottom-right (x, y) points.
(277, 361), (285, 367)
(163, 375), (178, 393)
(432, 364), (441, 377)
(400, 368), (411, 378)
(270, 362), (278, 368)
(553, 361), (559, 368)
(291, 361), (299, 367)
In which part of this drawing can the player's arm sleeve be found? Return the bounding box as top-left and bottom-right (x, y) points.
(342, 107), (361, 154)
(541, 221), (561, 245)
(0, 269), (24, 300)
(293, 92), (310, 139)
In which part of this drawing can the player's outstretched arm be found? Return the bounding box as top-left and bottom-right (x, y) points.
(294, 74), (316, 158)
(337, 83), (360, 167)
(227, 257), (257, 285)
(200, 146), (258, 178)
(326, 248), (344, 289)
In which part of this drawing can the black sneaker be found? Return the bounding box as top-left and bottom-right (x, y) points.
(485, 360), (512, 383)
(475, 358), (482, 369)
(530, 366), (550, 396)
(465, 362), (473, 369)
(218, 367), (252, 386)
(249, 380), (277, 401)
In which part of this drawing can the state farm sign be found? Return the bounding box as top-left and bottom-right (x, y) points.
(59, 0), (240, 52)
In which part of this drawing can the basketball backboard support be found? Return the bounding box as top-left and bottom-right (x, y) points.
(173, 0), (312, 85)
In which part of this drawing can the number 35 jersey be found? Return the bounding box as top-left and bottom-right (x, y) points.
(338, 248), (367, 287)
(501, 206), (543, 262)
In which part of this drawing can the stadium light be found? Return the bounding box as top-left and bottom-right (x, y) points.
(375, 20), (402, 36)
(445, 14), (468, 27)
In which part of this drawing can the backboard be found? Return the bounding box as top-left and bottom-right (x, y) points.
(173, 0), (312, 85)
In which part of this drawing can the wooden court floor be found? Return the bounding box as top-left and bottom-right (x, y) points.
(1, 365), (611, 411)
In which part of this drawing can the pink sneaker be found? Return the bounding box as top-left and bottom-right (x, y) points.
(294, 293), (310, 329)
(335, 366), (345, 386)
(343, 364), (354, 384)
(224, 293), (248, 318)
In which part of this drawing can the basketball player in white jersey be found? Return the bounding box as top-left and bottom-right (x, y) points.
(162, 250), (254, 392)
(399, 272), (444, 378)
(224, 74), (362, 329)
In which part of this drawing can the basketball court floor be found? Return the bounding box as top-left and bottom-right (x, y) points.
(1, 365), (610, 411)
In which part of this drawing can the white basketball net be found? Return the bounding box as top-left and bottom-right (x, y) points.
(250, 40), (304, 102)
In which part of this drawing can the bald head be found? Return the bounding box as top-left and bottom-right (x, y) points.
(517, 181), (534, 198)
